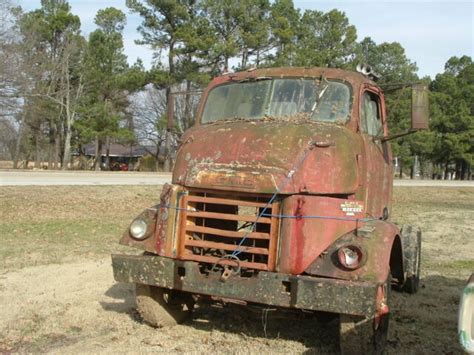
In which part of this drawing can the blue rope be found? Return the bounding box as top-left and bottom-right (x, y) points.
(261, 213), (379, 222)
(159, 203), (378, 223)
(230, 143), (317, 257)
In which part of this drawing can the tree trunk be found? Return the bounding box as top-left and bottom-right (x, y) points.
(444, 159), (450, 180)
(460, 160), (467, 180)
(164, 88), (172, 172)
(62, 108), (73, 170)
(94, 136), (101, 171)
(34, 129), (41, 169)
(224, 56), (229, 72)
(105, 136), (110, 170)
(184, 80), (192, 129)
(241, 48), (248, 68)
(13, 109), (27, 169)
(54, 131), (60, 170)
(399, 164), (403, 179)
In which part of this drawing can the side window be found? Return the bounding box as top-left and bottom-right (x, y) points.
(361, 92), (383, 136)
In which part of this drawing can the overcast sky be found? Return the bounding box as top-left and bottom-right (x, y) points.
(19, 0), (474, 79)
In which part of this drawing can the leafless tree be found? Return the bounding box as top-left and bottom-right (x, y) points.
(130, 84), (201, 170)
(129, 85), (167, 167)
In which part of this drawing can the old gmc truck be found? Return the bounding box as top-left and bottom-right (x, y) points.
(112, 67), (428, 354)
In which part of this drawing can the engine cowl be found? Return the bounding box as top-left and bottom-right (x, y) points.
(173, 120), (362, 195)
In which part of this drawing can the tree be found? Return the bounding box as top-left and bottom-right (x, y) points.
(78, 7), (136, 170)
(128, 0), (204, 170)
(236, 0), (271, 68)
(14, 0), (83, 169)
(295, 9), (358, 68)
(266, 0), (300, 66)
(358, 37), (418, 84)
(430, 56), (474, 179)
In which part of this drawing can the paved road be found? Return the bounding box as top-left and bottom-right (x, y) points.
(1, 170), (473, 187)
(0, 170), (172, 186)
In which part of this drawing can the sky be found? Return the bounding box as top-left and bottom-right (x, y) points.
(18, 0), (474, 79)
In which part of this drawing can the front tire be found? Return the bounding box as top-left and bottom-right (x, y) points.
(401, 225), (421, 294)
(135, 284), (194, 327)
(339, 276), (391, 355)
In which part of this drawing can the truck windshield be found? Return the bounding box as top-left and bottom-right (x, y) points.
(201, 78), (351, 124)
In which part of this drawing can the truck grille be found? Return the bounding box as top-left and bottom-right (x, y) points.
(177, 191), (280, 272)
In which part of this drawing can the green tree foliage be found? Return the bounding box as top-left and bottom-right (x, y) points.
(430, 56), (474, 179)
(78, 7), (144, 169)
(201, 0), (243, 70)
(266, 0), (300, 66)
(358, 37), (418, 84)
(295, 9), (358, 68)
(127, 0), (201, 87)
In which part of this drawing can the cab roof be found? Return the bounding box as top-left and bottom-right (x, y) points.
(210, 67), (376, 89)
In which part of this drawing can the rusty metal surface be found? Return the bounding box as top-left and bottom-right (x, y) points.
(305, 221), (402, 283)
(112, 253), (378, 316)
(277, 194), (367, 275)
(176, 190), (280, 272)
(173, 121), (362, 195)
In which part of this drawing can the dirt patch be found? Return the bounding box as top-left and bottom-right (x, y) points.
(0, 186), (472, 353)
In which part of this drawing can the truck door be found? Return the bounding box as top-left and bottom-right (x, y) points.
(360, 87), (393, 219)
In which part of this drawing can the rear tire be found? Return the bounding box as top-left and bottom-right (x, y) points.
(401, 225), (421, 294)
(135, 284), (194, 327)
(339, 275), (390, 355)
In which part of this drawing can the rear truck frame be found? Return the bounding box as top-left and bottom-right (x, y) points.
(111, 66), (429, 354)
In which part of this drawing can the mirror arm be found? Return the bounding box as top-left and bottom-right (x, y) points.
(380, 129), (417, 142)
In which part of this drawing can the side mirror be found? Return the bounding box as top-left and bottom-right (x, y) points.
(382, 83), (430, 142)
(458, 273), (474, 353)
(411, 84), (429, 130)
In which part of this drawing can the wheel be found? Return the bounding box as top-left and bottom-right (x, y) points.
(401, 225), (421, 294)
(135, 284), (194, 327)
(339, 276), (391, 355)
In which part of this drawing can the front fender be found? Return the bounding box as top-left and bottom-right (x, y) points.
(305, 220), (402, 283)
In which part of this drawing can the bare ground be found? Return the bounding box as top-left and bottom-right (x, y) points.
(0, 186), (472, 353)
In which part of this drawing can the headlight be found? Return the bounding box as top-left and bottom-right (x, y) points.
(130, 218), (148, 240)
(337, 245), (364, 270)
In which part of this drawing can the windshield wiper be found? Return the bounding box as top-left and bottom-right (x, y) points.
(310, 75), (329, 115)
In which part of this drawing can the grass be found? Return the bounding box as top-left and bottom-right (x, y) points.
(391, 187), (473, 278)
(0, 186), (161, 270)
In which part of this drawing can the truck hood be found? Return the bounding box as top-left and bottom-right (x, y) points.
(172, 120), (362, 194)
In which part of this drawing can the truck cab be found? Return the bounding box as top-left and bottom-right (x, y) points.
(112, 67), (428, 354)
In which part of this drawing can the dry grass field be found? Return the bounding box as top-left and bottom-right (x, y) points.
(0, 185), (472, 353)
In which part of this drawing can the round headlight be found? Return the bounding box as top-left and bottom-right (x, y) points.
(130, 219), (148, 240)
(337, 245), (364, 270)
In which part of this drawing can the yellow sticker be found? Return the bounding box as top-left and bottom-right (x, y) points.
(340, 201), (364, 216)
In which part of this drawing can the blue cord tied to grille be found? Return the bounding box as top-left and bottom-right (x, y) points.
(230, 140), (318, 257)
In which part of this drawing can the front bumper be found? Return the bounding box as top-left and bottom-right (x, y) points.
(112, 254), (378, 317)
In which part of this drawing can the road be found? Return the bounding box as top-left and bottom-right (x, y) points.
(1, 170), (473, 187)
(0, 170), (171, 186)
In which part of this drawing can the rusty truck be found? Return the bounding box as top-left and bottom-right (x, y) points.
(112, 67), (428, 354)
